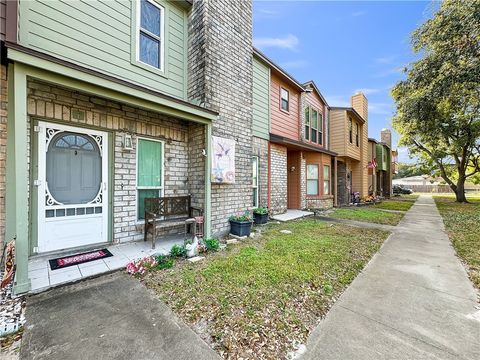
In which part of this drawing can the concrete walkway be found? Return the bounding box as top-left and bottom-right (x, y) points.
(300, 195), (480, 360)
(20, 272), (220, 360)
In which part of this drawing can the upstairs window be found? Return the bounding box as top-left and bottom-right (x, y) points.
(318, 112), (323, 145)
(138, 0), (164, 70)
(280, 88), (289, 112)
(311, 109), (318, 143)
(356, 123), (359, 147)
(349, 118), (353, 143)
(305, 107), (310, 140)
(305, 105), (323, 145)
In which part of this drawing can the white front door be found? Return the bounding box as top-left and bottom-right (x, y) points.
(37, 122), (109, 253)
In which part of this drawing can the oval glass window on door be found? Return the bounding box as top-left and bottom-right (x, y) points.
(46, 132), (102, 204)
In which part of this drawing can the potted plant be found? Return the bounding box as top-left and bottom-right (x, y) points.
(253, 207), (269, 225)
(229, 211), (252, 237)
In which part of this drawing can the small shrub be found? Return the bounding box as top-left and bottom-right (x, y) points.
(229, 211), (252, 222)
(323, 282), (333, 296)
(154, 254), (174, 270)
(204, 238), (220, 251)
(253, 207), (268, 215)
(170, 244), (187, 257)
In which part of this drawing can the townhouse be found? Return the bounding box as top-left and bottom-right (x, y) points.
(252, 50), (337, 214)
(329, 95), (369, 205)
(368, 129), (398, 198)
(0, 0), (398, 295)
(0, 0), (253, 294)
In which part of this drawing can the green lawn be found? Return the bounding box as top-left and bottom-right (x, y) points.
(330, 207), (405, 225)
(143, 220), (389, 359)
(371, 199), (415, 211)
(434, 196), (480, 289)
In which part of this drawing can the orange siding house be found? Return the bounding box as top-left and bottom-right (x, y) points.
(254, 49), (337, 214)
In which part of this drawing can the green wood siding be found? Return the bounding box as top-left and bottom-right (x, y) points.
(18, 0), (187, 100)
(252, 57), (270, 140)
(376, 144), (387, 171)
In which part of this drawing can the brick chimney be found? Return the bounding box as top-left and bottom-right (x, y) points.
(351, 92), (368, 122)
(381, 128), (392, 148)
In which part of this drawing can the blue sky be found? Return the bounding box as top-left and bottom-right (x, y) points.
(253, 0), (439, 163)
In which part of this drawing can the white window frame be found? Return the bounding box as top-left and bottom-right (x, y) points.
(252, 156), (259, 208)
(323, 165), (330, 195)
(280, 87), (289, 112)
(318, 112), (323, 145)
(136, 136), (165, 222)
(306, 164), (319, 196)
(136, 0), (165, 71)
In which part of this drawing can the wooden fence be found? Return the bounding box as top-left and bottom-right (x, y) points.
(405, 184), (480, 193)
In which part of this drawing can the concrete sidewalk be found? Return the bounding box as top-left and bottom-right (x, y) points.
(299, 195), (480, 360)
(20, 272), (220, 360)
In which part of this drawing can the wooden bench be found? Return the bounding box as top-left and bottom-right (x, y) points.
(144, 195), (203, 249)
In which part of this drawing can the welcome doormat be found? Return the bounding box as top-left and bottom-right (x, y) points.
(49, 249), (113, 270)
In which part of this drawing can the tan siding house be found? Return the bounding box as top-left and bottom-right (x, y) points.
(329, 93), (369, 205)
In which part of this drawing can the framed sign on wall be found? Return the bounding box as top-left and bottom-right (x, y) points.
(211, 136), (235, 184)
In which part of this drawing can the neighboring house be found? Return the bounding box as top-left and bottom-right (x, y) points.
(0, 0), (253, 294)
(252, 49), (337, 215)
(368, 129), (394, 197)
(329, 94), (369, 205)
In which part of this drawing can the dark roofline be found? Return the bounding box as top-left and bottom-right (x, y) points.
(303, 80), (330, 108)
(253, 48), (305, 92)
(330, 107), (365, 124)
(368, 138), (378, 144)
(270, 133), (338, 156)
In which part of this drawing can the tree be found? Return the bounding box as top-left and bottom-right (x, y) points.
(394, 162), (426, 179)
(391, 0), (480, 202)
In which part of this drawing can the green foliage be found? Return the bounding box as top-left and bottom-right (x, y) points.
(154, 255), (174, 270)
(253, 207), (268, 215)
(391, 0), (480, 202)
(229, 211), (252, 222)
(144, 220), (389, 359)
(394, 162), (426, 179)
(330, 207), (404, 226)
(435, 196), (480, 288)
(372, 199), (414, 211)
(204, 238), (220, 252)
(170, 244), (187, 258)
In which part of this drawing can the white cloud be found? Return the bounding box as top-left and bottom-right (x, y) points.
(280, 60), (308, 69)
(253, 34), (299, 51)
(351, 10), (367, 17)
(354, 88), (380, 95)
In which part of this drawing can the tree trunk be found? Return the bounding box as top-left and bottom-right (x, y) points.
(453, 178), (468, 203)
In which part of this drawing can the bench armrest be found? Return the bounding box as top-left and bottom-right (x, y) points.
(190, 207), (203, 217)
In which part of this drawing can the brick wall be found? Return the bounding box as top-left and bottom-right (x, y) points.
(188, 0), (253, 235)
(26, 79), (201, 244)
(270, 144), (287, 214)
(0, 63), (7, 247)
(252, 136), (268, 208)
